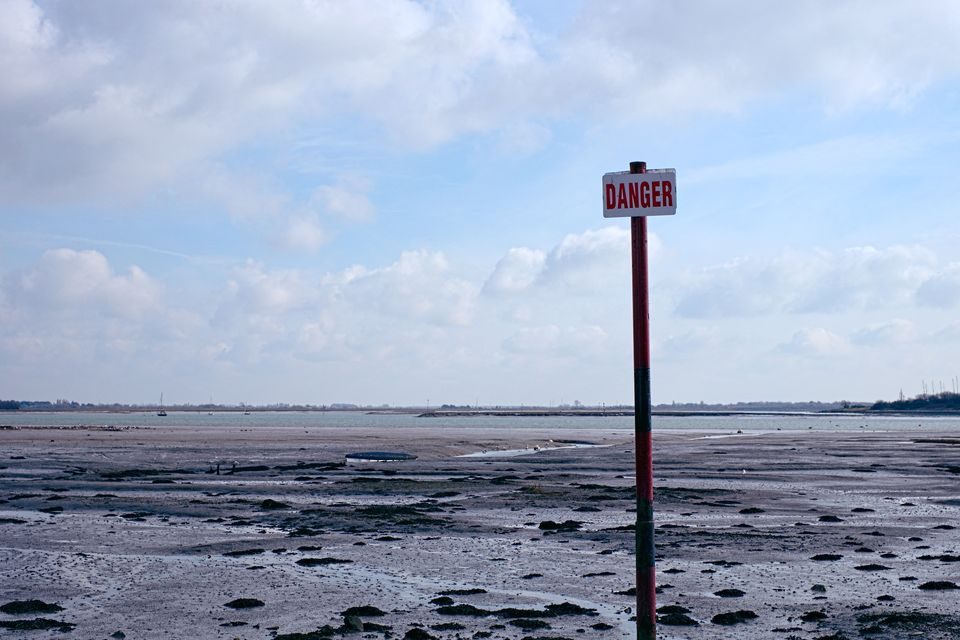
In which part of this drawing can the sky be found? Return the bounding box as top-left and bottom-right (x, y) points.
(2, 0), (960, 407)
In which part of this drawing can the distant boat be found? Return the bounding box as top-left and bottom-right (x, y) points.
(157, 393), (167, 417)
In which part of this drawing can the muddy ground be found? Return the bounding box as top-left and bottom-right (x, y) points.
(0, 422), (959, 639)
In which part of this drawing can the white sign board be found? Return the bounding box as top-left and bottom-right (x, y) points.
(602, 169), (677, 217)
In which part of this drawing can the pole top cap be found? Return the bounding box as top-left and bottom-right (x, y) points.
(629, 161), (647, 174)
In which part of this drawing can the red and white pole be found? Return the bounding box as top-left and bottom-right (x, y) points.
(629, 160), (656, 639)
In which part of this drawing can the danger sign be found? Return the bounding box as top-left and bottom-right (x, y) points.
(602, 169), (677, 217)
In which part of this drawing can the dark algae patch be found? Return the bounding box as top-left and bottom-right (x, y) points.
(711, 610), (758, 625)
(537, 520), (582, 532)
(0, 618), (76, 632)
(918, 580), (959, 590)
(800, 610), (828, 622)
(857, 611), (960, 636)
(274, 626), (339, 639)
(1, 600), (64, 615)
(224, 598), (265, 609)
(659, 612), (698, 626)
(223, 548), (265, 557)
(259, 499), (291, 510)
(508, 619), (551, 630)
(714, 588), (745, 598)
(341, 605), (386, 617)
(296, 557), (354, 566)
(436, 601), (597, 619)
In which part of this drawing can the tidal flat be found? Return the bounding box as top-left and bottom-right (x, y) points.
(1, 420), (959, 639)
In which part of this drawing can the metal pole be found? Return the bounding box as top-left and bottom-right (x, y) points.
(630, 160), (656, 639)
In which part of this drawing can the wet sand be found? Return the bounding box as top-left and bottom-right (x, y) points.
(1, 423), (959, 639)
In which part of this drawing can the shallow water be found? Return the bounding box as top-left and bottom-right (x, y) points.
(3, 409), (960, 433)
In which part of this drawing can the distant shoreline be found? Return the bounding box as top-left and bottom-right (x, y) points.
(4, 407), (960, 418)
(418, 409), (960, 418)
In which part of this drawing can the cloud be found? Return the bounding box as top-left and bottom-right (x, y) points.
(278, 213), (328, 252)
(686, 133), (933, 185)
(5, 248), (160, 319)
(0, 0), (538, 203)
(5, 1), (960, 207)
(502, 324), (607, 357)
(778, 327), (849, 356)
(484, 226), (660, 296)
(914, 264), (960, 308)
(0, 249), (208, 367)
(224, 260), (315, 317)
(312, 176), (376, 222)
(674, 245), (938, 318)
(659, 327), (720, 358)
(850, 319), (916, 346)
(483, 247), (546, 295)
(339, 250), (477, 327)
(932, 323), (960, 343)
(558, 1), (960, 117)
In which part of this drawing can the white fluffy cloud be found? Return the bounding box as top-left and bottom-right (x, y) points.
(674, 245), (940, 318)
(914, 264), (960, 309)
(0, 249), (198, 369)
(338, 250), (477, 327)
(0, 0), (538, 203)
(483, 226), (658, 296)
(278, 213), (329, 252)
(483, 247), (546, 295)
(313, 176), (376, 222)
(4, 1), (960, 205)
(561, 1), (960, 116)
(5, 248), (159, 319)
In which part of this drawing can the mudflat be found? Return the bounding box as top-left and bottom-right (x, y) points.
(1, 422), (959, 639)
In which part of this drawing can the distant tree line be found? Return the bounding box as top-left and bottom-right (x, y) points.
(872, 392), (960, 412)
